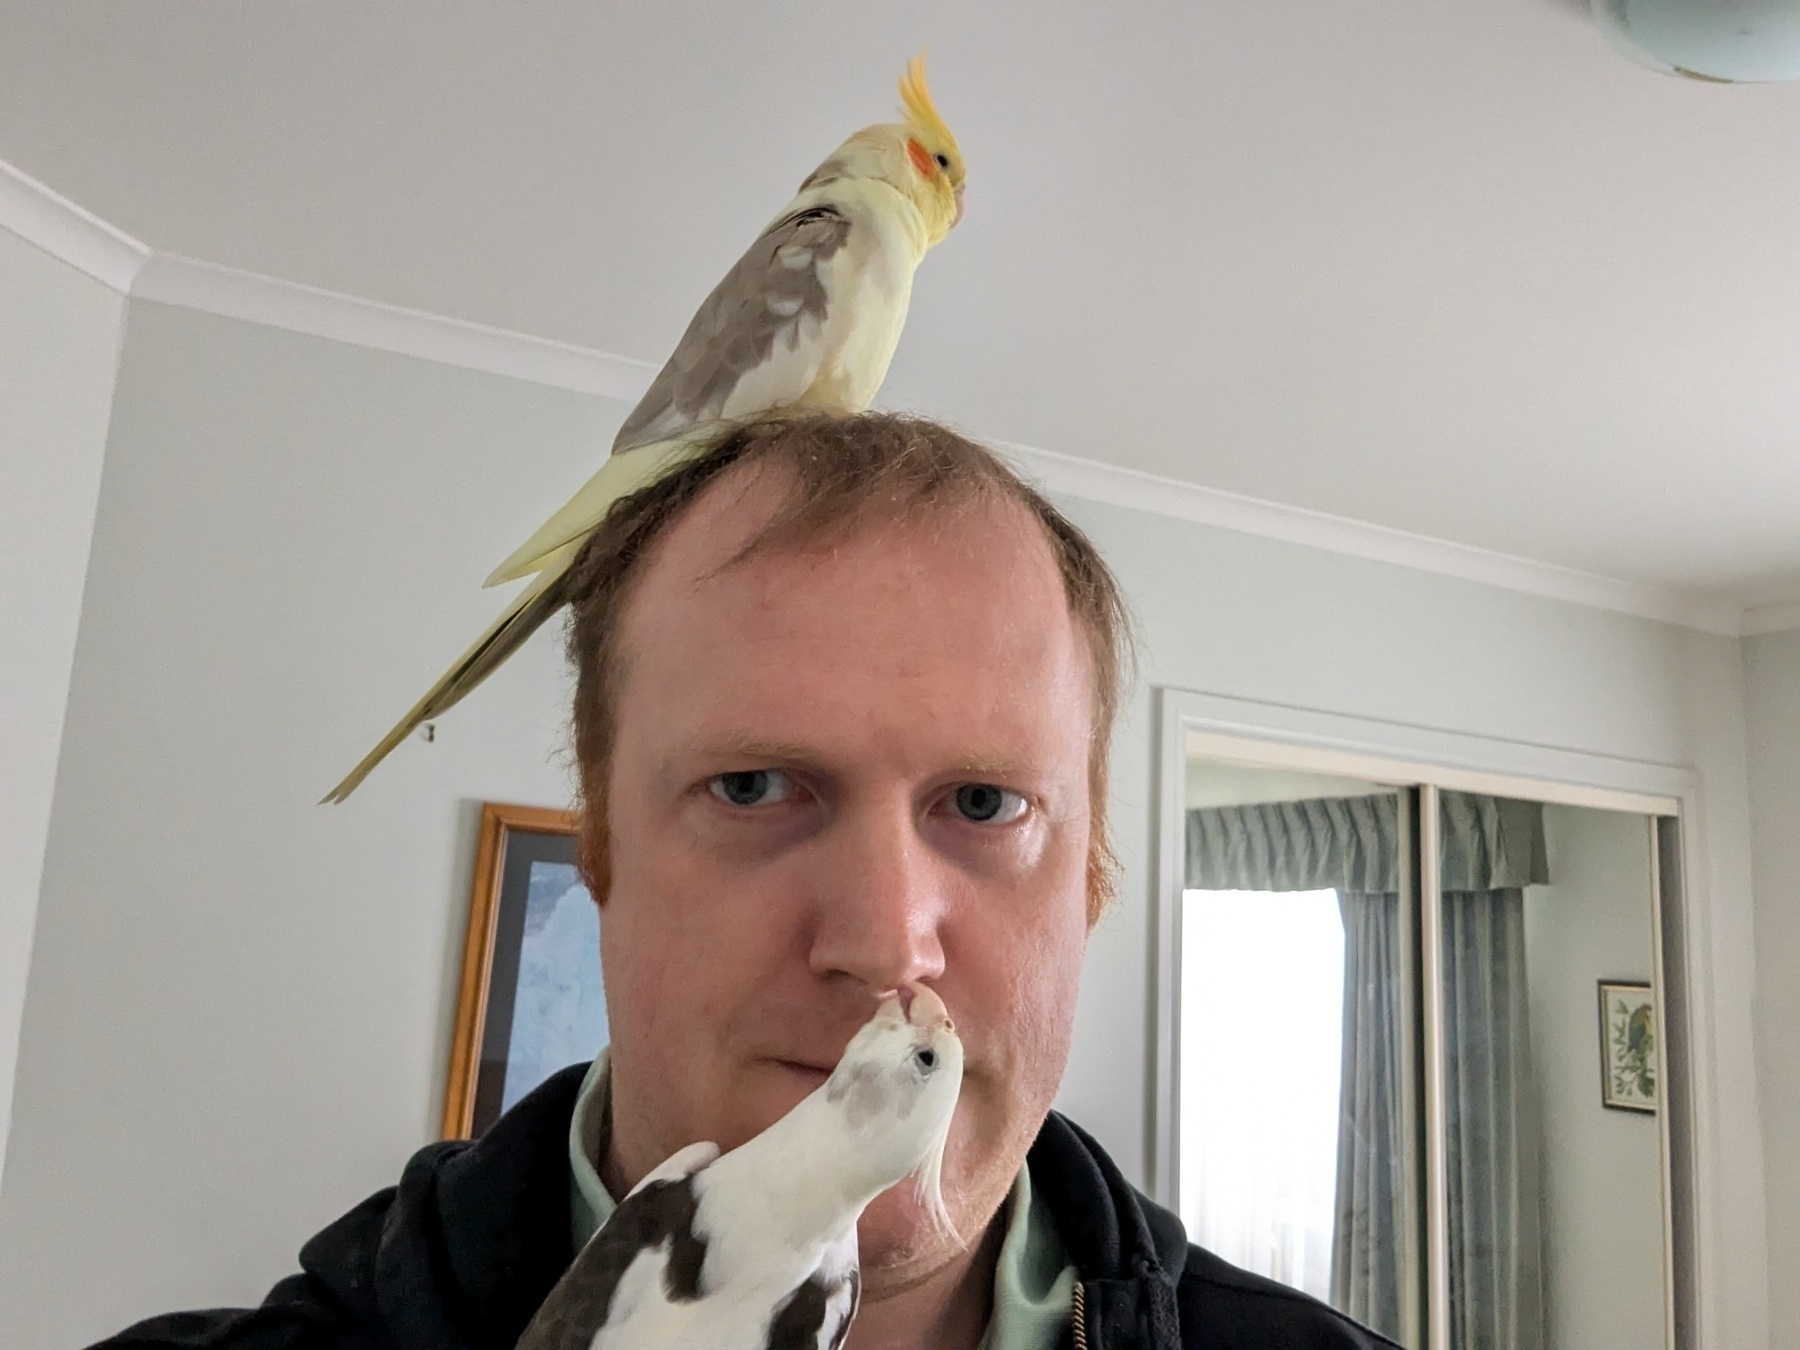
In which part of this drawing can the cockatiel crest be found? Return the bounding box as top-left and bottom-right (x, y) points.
(890, 55), (968, 244)
(325, 57), (965, 802)
(517, 986), (964, 1350)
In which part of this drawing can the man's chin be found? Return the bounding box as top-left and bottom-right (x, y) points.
(856, 1184), (963, 1274)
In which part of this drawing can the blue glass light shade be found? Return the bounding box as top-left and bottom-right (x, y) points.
(1594, 0), (1800, 81)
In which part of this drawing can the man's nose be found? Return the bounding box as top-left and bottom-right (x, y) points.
(805, 798), (947, 994)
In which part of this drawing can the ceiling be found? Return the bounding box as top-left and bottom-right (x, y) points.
(5, 1), (1800, 610)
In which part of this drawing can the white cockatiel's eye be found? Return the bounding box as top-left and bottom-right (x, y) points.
(914, 1047), (939, 1074)
(950, 783), (1026, 824)
(709, 769), (795, 807)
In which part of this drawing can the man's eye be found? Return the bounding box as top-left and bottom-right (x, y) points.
(708, 770), (793, 807)
(951, 783), (1026, 824)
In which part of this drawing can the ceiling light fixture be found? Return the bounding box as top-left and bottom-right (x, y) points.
(1592, 0), (1800, 82)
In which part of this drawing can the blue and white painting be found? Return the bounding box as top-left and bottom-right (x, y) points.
(500, 860), (609, 1114)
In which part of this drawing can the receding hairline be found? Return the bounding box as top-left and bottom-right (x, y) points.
(603, 452), (1090, 712)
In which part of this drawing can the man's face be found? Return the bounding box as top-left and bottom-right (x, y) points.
(598, 466), (1095, 1276)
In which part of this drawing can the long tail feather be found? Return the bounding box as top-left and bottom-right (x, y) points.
(322, 540), (582, 803)
(484, 436), (703, 588)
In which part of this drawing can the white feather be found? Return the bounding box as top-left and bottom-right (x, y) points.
(521, 992), (962, 1350)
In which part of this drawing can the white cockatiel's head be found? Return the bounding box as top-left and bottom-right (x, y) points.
(802, 56), (967, 248)
(822, 983), (965, 1239)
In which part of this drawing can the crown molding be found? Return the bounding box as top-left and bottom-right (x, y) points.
(1741, 599), (1800, 638)
(2, 152), (1792, 639)
(0, 158), (147, 292)
(998, 441), (1748, 637)
(130, 253), (660, 402)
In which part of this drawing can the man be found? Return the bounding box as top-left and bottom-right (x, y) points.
(98, 414), (1392, 1349)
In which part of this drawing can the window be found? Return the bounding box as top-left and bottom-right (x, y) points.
(1180, 887), (1343, 1297)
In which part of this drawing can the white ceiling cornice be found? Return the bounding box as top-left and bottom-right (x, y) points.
(0, 154), (1767, 639)
(132, 252), (659, 402)
(995, 440), (1743, 636)
(0, 158), (148, 293)
(1742, 600), (1800, 638)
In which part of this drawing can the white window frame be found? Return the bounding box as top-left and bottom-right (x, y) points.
(1153, 687), (1707, 1350)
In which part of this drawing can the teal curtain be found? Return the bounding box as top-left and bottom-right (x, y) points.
(1185, 791), (1548, 1350)
(1331, 885), (1420, 1344)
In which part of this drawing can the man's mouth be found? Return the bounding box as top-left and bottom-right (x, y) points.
(771, 1058), (833, 1087)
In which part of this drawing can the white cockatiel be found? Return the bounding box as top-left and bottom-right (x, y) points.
(324, 59), (966, 802)
(516, 985), (963, 1350)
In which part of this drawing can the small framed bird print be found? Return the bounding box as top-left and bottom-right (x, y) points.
(441, 802), (609, 1139)
(1598, 981), (1657, 1114)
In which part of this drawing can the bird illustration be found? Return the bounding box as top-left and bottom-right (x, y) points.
(517, 985), (963, 1350)
(1625, 1001), (1656, 1095)
(324, 58), (966, 801)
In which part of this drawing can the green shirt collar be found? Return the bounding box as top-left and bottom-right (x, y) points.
(564, 1051), (1074, 1350)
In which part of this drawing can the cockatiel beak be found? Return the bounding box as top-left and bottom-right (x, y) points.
(886, 982), (954, 1032)
(952, 185), (965, 227)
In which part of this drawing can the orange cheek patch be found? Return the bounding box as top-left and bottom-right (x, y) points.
(906, 137), (935, 177)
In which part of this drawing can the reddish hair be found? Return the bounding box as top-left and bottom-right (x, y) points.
(562, 413), (1133, 923)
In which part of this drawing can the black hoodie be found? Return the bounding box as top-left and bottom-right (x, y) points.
(92, 1064), (1397, 1350)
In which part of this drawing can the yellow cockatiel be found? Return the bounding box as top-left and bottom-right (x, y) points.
(325, 59), (965, 802)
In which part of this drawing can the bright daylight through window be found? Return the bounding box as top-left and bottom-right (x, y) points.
(1180, 887), (1345, 1299)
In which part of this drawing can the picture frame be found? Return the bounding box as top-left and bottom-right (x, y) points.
(1597, 980), (1657, 1114)
(441, 802), (609, 1139)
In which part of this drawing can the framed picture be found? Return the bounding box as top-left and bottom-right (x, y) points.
(442, 803), (609, 1139)
(1597, 980), (1657, 1114)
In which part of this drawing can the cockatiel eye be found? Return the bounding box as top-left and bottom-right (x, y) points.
(323, 56), (964, 802)
(520, 987), (963, 1349)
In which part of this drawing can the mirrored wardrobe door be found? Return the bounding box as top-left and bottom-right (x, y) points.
(1181, 758), (1423, 1346)
(1433, 796), (1670, 1350)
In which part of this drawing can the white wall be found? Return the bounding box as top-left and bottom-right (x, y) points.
(1524, 805), (1664, 1350)
(0, 297), (1771, 1349)
(0, 301), (609, 1348)
(0, 226), (124, 1189)
(1744, 629), (1800, 1349)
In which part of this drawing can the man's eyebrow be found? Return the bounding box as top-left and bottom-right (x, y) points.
(669, 737), (1043, 782)
(677, 734), (823, 766)
(944, 754), (1039, 782)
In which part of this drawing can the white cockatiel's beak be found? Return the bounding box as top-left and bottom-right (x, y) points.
(888, 982), (953, 1032)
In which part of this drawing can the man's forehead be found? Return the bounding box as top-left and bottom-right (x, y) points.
(603, 457), (1091, 729)
(639, 458), (1058, 599)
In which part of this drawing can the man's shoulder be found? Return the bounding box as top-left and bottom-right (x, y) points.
(1174, 1245), (1402, 1350)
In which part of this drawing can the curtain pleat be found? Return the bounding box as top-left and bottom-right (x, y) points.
(1442, 889), (1546, 1350)
(1187, 794), (1402, 893)
(1330, 890), (1421, 1346)
(1187, 791), (1546, 894)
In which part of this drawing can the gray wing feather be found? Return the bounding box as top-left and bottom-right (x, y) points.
(515, 1176), (707, 1350)
(613, 206), (854, 453)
